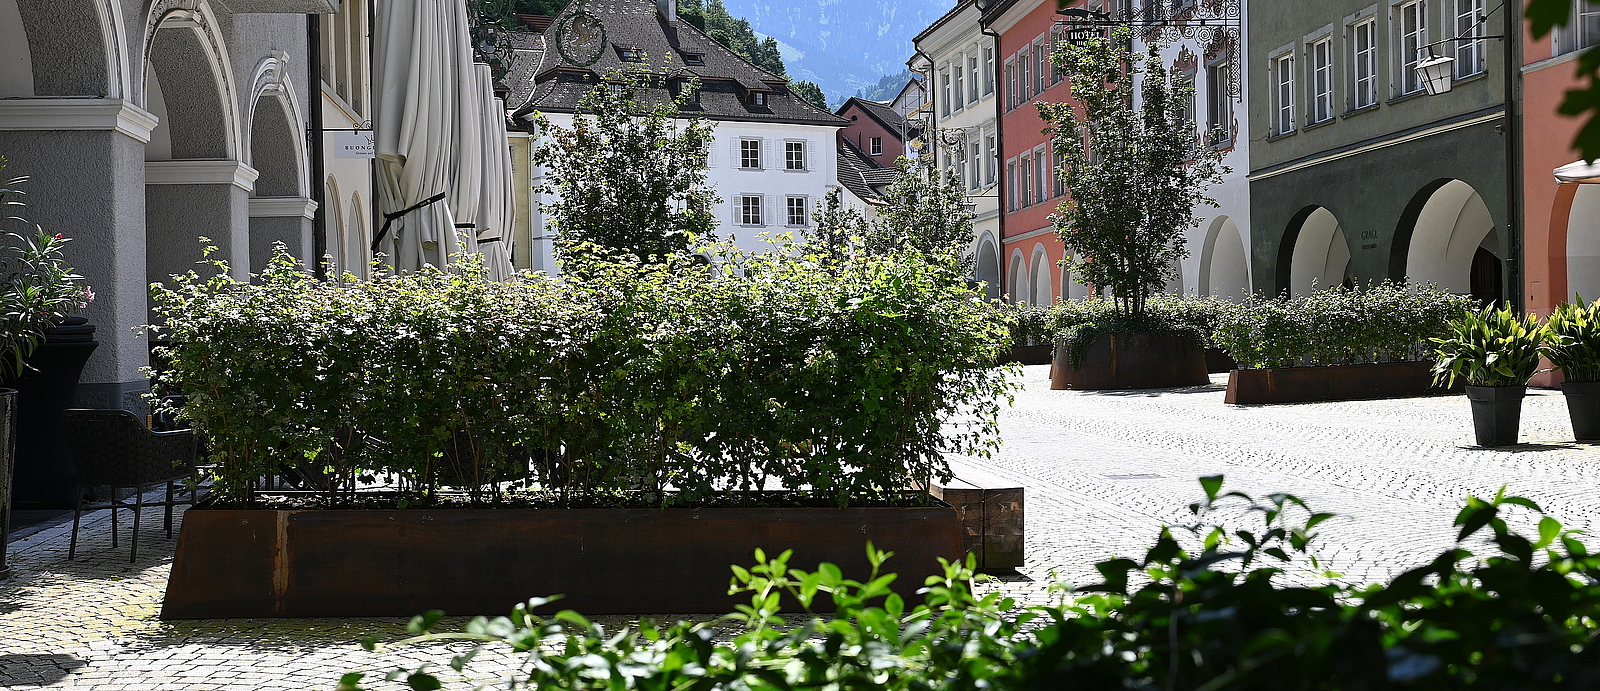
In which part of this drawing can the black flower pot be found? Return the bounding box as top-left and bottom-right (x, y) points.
(6, 318), (98, 509)
(1465, 385), (1527, 447)
(1562, 380), (1600, 441)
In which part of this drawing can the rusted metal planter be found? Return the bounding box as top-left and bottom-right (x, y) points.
(161, 504), (960, 619)
(1050, 331), (1210, 391)
(1225, 361), (1455, 405)
(1000, 345), (1053, 366)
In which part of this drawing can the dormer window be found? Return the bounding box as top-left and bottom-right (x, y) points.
(749, 91), (767, 106)
(681, 52), (705, 66)
(617, 46), (643, 62)
(673, 79), (699, 104)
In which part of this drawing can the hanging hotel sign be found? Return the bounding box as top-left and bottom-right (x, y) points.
(333, 130), (375, 159)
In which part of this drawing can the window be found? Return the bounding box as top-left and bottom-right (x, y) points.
(953, 62), (965, 112)
(1006, 160), (1018, 210)
(749, 91), (767, 106)
(1352, 19), (1377, 108)
(1397, 1), (1427, 95)
(786, 196), (808, 226)
(740, 139), (762, 169)
(1034, 146), (1048, 203)
(1019, 151), (1033, 207)
(1019, 47), (1032, 100)
(1178, 75), (1196, 127)
(741, 195), (763, 225)
(1005, 59), (1017, 109)
(983, 47), (996, 95)
(1272, 54), (1295, 135)
(681, 52), (705, 66)
(984, 134), (997, 185)
(1310, 38), (1333, 123)
(1034, 38), (1049, 93)
(1052, 146), (1066, 198)
(869, 136), (883, 156)
(1455, 0), (1486, 77)
(940, 68), (952, 117)
(1207, 58), (1233, 142)
(674, 79), (698, 104)
(969, 142), (981, 190)
(956, 145), (969, 187)
(618, 46), (643, 62)
(1555, 3), (1600, 55)
(784, 141), (806, 171)
(968, 54), (981, 102)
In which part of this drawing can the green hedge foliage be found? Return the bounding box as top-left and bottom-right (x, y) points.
(1213, 283), (1473, 370)
(348, 478), (1600, 691)
(1043, 295), (1234, 366)
(150, 245), (1012, 507)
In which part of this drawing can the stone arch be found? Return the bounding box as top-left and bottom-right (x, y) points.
(1399, 179), (1499, 299)
(1565, 185), (1600, 303)
(1199, 215), (1250, 301)
(5, 0), (128, 98)
(975, 231), (1001, 301)
(141, 1), (242, 160)
(1029, 243), (1053, 306)
(1008, 248), (1028, 304)
(346, 191), (370, 279)
(1280, 206), (1351, 297)
(246, 53), (309, 197)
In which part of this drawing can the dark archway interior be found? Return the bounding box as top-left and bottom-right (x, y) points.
(1470, 247), (1504, 308)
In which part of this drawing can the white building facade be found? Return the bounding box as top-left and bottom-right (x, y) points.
(913, 0), (1004, 299)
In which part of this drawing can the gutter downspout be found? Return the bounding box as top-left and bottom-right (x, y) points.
(1504, 5), (1524, 315)
(308, 14), (327, 279)
(981, 24), (1004, 299)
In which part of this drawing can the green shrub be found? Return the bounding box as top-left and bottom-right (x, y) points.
(1215, 283), (1472, 369)
(344, 478), (1600, 691)
(1043, 295), (1235, 367)
(1544, 296), (1600, 382)
(1431, 305), (1545, 388)
(999, 303), (1052, 348)
(0, 160), (92, 377)
(149, 243), (1013, 507)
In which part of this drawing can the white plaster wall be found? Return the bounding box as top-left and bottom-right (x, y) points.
(918, 14), (1002, 283)
(0, 0), (34, 98)
(1290, 207), (1349, 296)
(1406, 180), (1494, 293)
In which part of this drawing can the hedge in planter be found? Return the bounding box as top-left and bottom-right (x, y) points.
(151, 244), (1012, 508)
(1043, 296), (1233, 390)
(1214, 283), (1474, 404)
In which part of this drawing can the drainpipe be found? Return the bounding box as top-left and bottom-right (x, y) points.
(981, 24), (1004, 298)
(1503, 6), (1524, 315)
(308, 14), (328, 279)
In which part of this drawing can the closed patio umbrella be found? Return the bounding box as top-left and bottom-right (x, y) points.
(371, 0), (472, 271)
(473, 63), (516, 281)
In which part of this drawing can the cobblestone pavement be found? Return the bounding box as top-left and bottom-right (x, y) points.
(2, 367), (1596, 689)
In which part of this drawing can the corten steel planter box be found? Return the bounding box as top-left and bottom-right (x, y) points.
(1000, 345), (1053, 366)
(1224, 361), (1456, 405)
(1050, 332), (1209, 391)
(161, 505), (961, 619)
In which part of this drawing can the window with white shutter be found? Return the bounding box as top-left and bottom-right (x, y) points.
(740, 195), (763, 225)
(740, 139), (762, 169)
(786, 196), (808, 226)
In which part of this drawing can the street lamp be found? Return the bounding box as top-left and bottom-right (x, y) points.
(1415, 50), (1457, 96)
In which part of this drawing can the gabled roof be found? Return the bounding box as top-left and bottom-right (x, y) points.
(507, 0), (846, 128)
(836, 139), (898, 206)
(835, 97), (921, 143)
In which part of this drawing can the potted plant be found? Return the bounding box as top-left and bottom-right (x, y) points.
(1431, 306), (1545, 447)
(1543, 296), (1600, 440)
(1035, 27), (1226, 390)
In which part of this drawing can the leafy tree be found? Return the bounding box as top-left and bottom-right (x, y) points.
(530, 69), (719, 264)
(1527, 0), (1600, 161)
(806, 188), (870, 265)
(681, 0), (786, 76)
(791, 80), (827, 110)
(867, 157), (975, 273)
(1037, 27), (1225, 317)
(750, 36), (787, 76)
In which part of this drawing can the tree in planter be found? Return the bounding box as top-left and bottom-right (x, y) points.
(1036, 27), (1225, 317)
(530, 68), (719, 265)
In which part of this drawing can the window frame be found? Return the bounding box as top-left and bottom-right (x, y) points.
(1019, 150), (1033, 208)
(1351, 18), (1378, 109)
(1310, 37), (1334, 123)
(869, 136), (883, 156)
(983, 46), (996, 96)
(1206, 53), (1234, 145)
(1006, 159), (1019, 211)
(1454, 0), (1486, 78)
(1396, 0), (1427, 96)
(968, 53), (981, 103)
(1005, 58), (1018, 110)
(984, 134), (998, 186)
(785, 195), (808, 227)
(740, 195), (765, 226)
(739, 138), (763, 170)
(784, 140), (807, 171)
(940, 67), (952, 118)
(1555, 3), (1600, 55)
(953, 60), (966, 113)
(1272, 53), (1296, 135)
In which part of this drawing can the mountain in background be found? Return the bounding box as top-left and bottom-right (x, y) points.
(718, 0), (947, 106)
(837, 69), (917, 108)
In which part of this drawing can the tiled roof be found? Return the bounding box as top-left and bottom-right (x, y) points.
(838, 97), (921, 143)
(836, 139), (894, 206)
(506, 0), (846, 128)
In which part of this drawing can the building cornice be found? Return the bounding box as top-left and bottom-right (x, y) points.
(248, 196), (318, 219)
(1247, 107), (1505, 182)
(145, 160), (260, 191)
(0, 99), (160, 143)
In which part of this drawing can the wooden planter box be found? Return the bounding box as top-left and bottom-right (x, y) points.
(1000, 344), (1053, 366)
(1224, 361), (1456, 404)
(1050, 331), (1210, 391)
(161, 505), (961, 619)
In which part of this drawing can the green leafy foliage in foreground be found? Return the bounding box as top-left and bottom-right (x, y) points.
(1544, 296), (1600, 382)
(1432, 305), (1546, 388)
(1215, 283), (1473, 370)
(150, 243), (1012, 507)
(339, 477), (1600, 690)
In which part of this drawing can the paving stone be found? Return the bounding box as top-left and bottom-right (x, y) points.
(2, 367), (1595, 688)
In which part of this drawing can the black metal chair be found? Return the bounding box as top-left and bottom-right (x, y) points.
(62, 409), (199, 562)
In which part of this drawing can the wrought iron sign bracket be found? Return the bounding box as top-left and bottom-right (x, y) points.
(1055, 1), (1243, 101)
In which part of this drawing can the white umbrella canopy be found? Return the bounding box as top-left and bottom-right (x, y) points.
(449, 60), (487, 268)
(473, 63), (516, 281)
(371, 0), (472, 272)
(1555, 159), (1600, 185)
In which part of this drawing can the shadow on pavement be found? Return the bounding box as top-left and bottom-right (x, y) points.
(0, 653), (86, 686)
